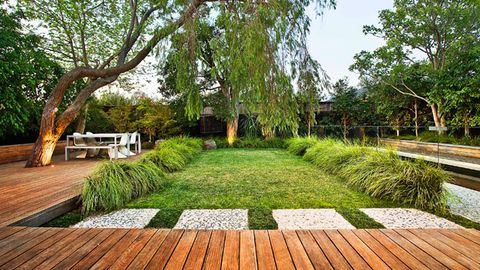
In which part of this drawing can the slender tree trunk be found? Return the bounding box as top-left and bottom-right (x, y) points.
(307, 120), (311, 137)
(414, 100), (419, 138)
(342, 116), (347, 142)
(226, 114), (239, 146)
(396, 117), (400, 137)
(75, 104), (89, 133)
(464, 115), (471, 137)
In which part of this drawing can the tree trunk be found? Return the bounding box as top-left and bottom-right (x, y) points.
(226, 115), (239, 145)
(414, 100), (419, 138)
(396, 117), (400, 137)
(307, 120), (311, 137)
(25, 0), (205, 167)
(464, 115), (471, 137)
(75, 104), (89, 133)
(342, 117), (348, 142)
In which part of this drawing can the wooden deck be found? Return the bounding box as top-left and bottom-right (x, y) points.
(0, 227), (479, 269)
(0, 154), (145, 227)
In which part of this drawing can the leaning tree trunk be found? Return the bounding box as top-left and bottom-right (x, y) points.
(414, 100), (419, 138)
(75, 103), (89, 133)
(25, 0), (205, 167)
(226, 115), (239, 146)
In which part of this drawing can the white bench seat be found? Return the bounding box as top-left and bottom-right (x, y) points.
(65, 145), (119, 160)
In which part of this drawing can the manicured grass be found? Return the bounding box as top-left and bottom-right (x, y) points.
(146, 209), (183, 228)
(336, 208), (384, 229)
(128, 148), (400, 228)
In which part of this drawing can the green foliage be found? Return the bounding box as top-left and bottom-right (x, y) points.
(302, 139), (449, 211)
(213, 137), (286, 149)
(81, 162), (133, 215)
(286, 137), (319, 156)
(42, 211), (83, 228)
(119, 161), (165, 197)
(343, 151), (449, 211)
(0, 9), (75, 139)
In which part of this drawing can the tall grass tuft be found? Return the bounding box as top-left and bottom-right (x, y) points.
(81, 161), (133, 215)
(342, 150), (449, 211)
(301, 138), (450, 211)
(286, 137), (318, 156)
(119, 161), (165, 197)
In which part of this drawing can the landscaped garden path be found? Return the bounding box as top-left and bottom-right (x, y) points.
(68, 148), (479, 230)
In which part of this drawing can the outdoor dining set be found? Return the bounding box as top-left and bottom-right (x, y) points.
(65, 132), (141, 160)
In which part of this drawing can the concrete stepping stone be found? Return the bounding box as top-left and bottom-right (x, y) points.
(445, 183), (480, 223)
(272, 209), (355, 229)
(72, 209), (159, 228)
(360, 208), (462, 229)
(174, 209), (248, 230)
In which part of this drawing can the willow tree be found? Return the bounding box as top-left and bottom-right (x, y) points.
(20, 0), (334, 166)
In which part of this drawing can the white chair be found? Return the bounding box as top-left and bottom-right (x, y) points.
(127, 131), (138, 156)
(85, 132), (100, 157)
(108, 133), (129, 159)
(73, 132), (87, 158)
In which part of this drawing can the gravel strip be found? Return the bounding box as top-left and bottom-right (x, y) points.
(174, 209), (248, 230)
(272, 209), (355, 229)
(360, 208), (462, 229)
(72, 209), (159, 228)
(445, 183), (480, 223)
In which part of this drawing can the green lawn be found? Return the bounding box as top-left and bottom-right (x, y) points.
(128, 148), (400, 228)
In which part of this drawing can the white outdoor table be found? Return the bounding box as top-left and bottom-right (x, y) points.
(65, 133), (141, 160)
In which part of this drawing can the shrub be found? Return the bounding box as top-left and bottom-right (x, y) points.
(81, 162), (133, 215)
(342, 150), (449, 211)
(214, 137), (286, 149)
(286, 137), (318, 156)
(156, 147), (188, 172)
(119, 161), (165, 197)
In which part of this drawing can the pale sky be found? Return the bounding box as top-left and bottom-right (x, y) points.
(106, 0), (395, 98)
(307, 0), (394, 86)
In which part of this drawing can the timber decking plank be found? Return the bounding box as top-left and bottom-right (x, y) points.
(69, 229), (129, 270)
(89, 229), (143, 270)
(145, 230), (185, 270)
(282, 230), (315, 270)
(254, 230), (276, 270)
(449, 228), (480, 245)
(324, 230), (371, 270)
(0, 229), (76, 270)
(49, 229), (116, 270)
(268, 230), (295, 270)
(409, 229), (480, 269)
(434, 229), (480, 259)
(183, 230), (212, 270)
(0, 227), (25, 240)
(221, 230), (240, 270)
(310, 230), (352, 270)
(394, 229), (468, 270)
(164, 230), (198, 270)
(239, 230), (257, 270)
(108, 229), (156, 270)
(296, 230), (333, 270)
(338, 230), (389, 270)
(26, 229), (102, 270)
(0, 227), (42, 255)
(0, 228), (59, 265)
(203, 230), (227, 270)
(126, 229), (170, 270)
(380, 229), (447, 270)
(352, 230), (409, 270)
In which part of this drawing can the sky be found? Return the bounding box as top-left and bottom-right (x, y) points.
(306, 0), (394, 86)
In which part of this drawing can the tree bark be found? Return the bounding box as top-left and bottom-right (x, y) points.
(464, 115), (471, 137)
(414, 100), (419, 138)
(75, 103), (88, 133)
(26, 0), (205, 167)
(342, 116), (348, 142)
(226, 116), (239, 145)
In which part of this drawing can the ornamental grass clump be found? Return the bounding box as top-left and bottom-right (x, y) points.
(81, 161), (133, 215)
(304, 139), (371, 173)
(286, 137), (318, 156)
(119, 161), (165, 197)
(342, 150), (449, 211)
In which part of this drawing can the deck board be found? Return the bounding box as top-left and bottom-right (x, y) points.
(0, 153), (146, 227)
(0, 227), (478, 269)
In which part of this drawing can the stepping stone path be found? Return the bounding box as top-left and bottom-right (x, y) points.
(360, 208), (462, 229)
(445, 183), (480, 223)
(174, 209), (248, 230)
(73, 209), (159, 228)
(272, 209), (355, 229)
